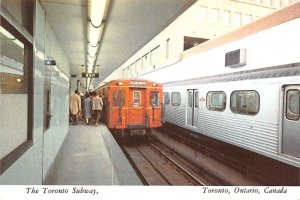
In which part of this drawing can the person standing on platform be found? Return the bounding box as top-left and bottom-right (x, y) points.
(70, 90), (81, 125)
(80, 94), (85, 120)
(84, 93), (92, 125)
(91, 93), (103, 126)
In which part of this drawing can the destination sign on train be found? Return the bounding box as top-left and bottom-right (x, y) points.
(130, 80), (146, 86)
(82, 73), (99, 78)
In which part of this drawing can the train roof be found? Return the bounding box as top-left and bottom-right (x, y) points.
(96, 78), (163, 89)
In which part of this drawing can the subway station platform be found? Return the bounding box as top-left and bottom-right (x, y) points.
(44, 122), (142, 185)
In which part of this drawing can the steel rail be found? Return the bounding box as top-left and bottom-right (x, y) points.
(149, 143), (205, 186)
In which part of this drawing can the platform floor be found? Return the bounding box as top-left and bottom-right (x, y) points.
(44, 122), (142, 185)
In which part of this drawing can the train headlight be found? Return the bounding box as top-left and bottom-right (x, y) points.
(117, 82), (123, 86)
(152, 83), (157, 87)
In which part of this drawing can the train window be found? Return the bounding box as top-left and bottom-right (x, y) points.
(113, 90), (125, 107)
(206, 91), (226, 111)
(150, 91), (160, 107)
(188, 91), (193, 107)
(230, 90), (259, 115)
(163, 92), (170, 105)
(133, 91), (141, 106)
(286, 90), (300, 121)
(171, 92), (181, 106)
(195, 91), (199, 108)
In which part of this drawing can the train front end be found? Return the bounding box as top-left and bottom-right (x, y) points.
(107, 79), (163, 137)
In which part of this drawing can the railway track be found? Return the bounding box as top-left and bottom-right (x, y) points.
(120, 138), (229, 185)
(157, 126), (267, 185)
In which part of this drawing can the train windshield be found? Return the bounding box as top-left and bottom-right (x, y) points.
(113, 90), (125, 107)
(150, 91), (160, 107)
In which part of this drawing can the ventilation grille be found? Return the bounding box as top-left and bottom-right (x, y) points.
(225, 49), (246, 67)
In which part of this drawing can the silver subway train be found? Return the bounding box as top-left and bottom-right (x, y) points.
(140, 3), (300, 168)
(163, 65), (300, 168)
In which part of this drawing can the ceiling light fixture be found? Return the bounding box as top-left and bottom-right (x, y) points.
(87, 43), (99, 58)
(87, 0), (107, 64)
(88, 22), (104, 47)
(86, 0), (109, 90)
(90, 0), (106, 27)
(87, 55), (94, 65)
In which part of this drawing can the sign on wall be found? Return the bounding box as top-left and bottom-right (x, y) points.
(82, 73), (99, 78)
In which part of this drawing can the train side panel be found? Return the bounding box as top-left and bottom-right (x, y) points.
(163, 76), (300, 167)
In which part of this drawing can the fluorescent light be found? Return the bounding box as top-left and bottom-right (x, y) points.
(90, 0), (106, 27)
(88, 23), (100, 46)
(87, 65), (93, 70)
(87, 66), (93, 73)
(87, 62), (93, 67)
(88, 22), (104, 47)
(88, 44), (98, 57)
(86, 77), (91, 89)
(87, 55), (94, 65)
(86, 0), (108, 75)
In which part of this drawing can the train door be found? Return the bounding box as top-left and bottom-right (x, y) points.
(128, 89), (146, 125)
(150, 90), (161, 126)
(186, 89), (199, 127)
(162, 92), (170, 123)
(111, 89), (125, 125)
(282, 85), (300, 158)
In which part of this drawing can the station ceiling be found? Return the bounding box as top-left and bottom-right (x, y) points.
(40, 0), (196, 89)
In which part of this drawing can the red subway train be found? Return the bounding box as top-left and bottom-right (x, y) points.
(95, 79), (163, 137)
